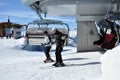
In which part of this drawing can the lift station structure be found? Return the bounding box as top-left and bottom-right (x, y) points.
(22, 0), (120, 52)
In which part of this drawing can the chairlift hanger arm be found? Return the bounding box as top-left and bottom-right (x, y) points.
(61, 23), (70, 36)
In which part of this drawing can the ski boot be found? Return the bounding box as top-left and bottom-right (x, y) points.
(44, 58), (54, 63)
(52, 62), (65, 67)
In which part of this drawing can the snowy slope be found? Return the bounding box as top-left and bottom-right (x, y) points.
(0, 38), (102, 80)
(101, 45), (120, 80)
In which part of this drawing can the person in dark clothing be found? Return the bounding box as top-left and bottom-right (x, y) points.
(42, 31), (54, 63)
(52, 28), (68, 67)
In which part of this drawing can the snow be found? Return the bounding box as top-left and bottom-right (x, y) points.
(1, 35), (120, 80)
(101, 45), (120, 80)
(0, 38), (102, 80)
(68, 28), (77, 47)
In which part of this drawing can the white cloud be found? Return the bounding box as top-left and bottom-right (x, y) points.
(0, 10), (76, 22)
(0, 11), (38, 19)
(0, 2), (6, 6)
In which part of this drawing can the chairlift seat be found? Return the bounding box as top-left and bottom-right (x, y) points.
(103, 34), (114, 43)
(94, 34), (116, 49)
(25, 19), (69, 46)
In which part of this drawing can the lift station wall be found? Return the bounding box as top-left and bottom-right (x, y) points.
(77, 21), (100, 52)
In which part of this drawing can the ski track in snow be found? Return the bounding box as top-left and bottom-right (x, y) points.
(0, 38), (102, 80)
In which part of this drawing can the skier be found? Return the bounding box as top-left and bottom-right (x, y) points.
(42, 31), (54, 63)
(52, 28), (68, 67)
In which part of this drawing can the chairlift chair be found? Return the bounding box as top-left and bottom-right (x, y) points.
(93, 18), (120, 50)
(25, 19), (69, 46)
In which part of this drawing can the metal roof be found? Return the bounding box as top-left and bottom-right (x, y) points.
(0, 22), (23, 28)
(22, 0), (120, 16)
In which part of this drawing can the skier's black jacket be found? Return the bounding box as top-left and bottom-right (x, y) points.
(54, 30), (67, 47)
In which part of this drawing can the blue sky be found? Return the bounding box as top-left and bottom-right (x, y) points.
(0, 0), (76, 28)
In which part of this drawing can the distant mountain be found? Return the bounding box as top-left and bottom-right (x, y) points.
(68, 28), (77, 47)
